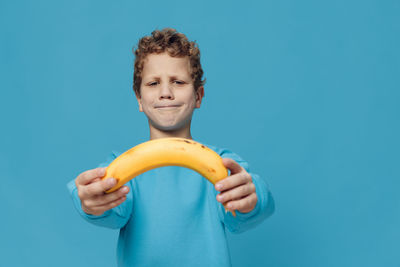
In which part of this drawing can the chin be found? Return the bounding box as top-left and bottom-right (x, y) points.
(150, 118), (190, 132)
(150, 121), (182, 132)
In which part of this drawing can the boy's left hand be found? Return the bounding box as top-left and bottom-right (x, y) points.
(215, 158), (258, 214)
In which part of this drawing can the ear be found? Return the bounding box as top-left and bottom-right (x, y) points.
(195, 86), (204, 108)
(135, 91), (143, 112)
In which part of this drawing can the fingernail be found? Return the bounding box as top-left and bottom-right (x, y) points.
(217, 195), (224, 202)
(216, 183), (223, 190)
(228, 203), (233, 209)
(107, 178), (116, 186)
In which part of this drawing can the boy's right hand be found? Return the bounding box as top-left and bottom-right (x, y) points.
(75, 167), (130, 216)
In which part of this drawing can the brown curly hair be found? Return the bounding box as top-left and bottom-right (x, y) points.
(133, 28), (205, 98)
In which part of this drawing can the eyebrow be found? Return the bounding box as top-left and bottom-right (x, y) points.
(144, 75), (189, 81)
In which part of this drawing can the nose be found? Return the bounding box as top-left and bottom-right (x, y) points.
(159, 82), (174, 100)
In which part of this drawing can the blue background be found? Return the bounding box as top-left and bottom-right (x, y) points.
(1, 0), (399, 266)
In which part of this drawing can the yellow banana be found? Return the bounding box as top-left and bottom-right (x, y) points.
(102, 137), (236, 216)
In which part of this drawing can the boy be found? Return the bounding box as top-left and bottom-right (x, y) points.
(67, 28), (275, 266)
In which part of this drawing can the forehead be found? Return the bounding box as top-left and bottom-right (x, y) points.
(141, 53), (191, 78)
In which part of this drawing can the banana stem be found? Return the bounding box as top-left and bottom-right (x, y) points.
(224, 205), (237, 217)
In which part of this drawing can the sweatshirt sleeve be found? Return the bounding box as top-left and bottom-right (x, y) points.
(215, 148), (275, 234)
(66, 151), (133, 229)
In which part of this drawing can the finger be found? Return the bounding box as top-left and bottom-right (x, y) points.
(85, 195), (127, 216)
(226, 192), (258, 213)
(90, 186), (130, 207)
(80, 177), (117, 198)
(215, 172), (252, 192)
(216, 182), (255, 204)
(97, 195), (127, 213)
(222, 158), (243, 175)
(76, 167), (106, 186)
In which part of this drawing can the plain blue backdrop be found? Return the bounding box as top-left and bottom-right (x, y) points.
(1, 0), (399, 266)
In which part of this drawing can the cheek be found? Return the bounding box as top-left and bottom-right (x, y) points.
(141, 96), (155, 109)
(183, 92), (197, 108)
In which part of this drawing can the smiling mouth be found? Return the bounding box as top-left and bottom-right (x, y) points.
(155, 105), (181, 109)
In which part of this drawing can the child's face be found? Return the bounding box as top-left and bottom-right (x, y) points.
(136, 52), (203, 133)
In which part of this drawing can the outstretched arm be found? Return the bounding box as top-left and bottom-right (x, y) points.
(216, 158), (258, 214)
(67, 153), (133, 229)
(213, 152), (275, 234)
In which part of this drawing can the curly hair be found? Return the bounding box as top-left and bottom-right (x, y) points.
(132, 28), (205, 97)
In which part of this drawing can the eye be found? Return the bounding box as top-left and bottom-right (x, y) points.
(174, 80), (185, 85)
(148, 81), (158, 86)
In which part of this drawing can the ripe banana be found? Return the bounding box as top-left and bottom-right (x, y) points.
(102, 137), (236, 216)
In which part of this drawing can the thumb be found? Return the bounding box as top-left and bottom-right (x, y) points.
(101, 177), (118, 192)
(222, 158), (243, 175)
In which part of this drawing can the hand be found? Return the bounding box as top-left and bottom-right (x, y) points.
(75, 167), (130, 216)
(215, 158), (258, 214)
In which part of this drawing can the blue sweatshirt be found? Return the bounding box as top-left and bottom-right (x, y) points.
(67, 143), (275, 266)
